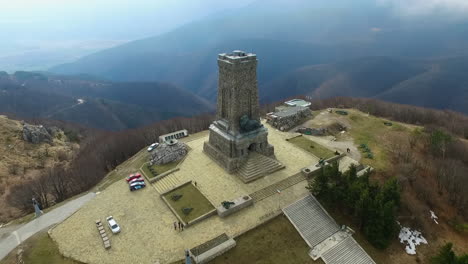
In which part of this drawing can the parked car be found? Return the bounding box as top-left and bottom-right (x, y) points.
(126, 173), (142, 182)
(106, 216), (121, 234)
(129, 180), (145, 187)
(128, 177), (144, 184)
(147, 143), (159, 152)
(130, 184), (146, 191)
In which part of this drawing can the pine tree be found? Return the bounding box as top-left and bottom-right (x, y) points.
(431, 243), (457, 264)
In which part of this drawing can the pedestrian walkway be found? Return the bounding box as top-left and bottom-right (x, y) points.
(249, 173), (306, 202)
(0, 192), (96, 261)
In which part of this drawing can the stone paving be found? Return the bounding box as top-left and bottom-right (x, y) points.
(250, 173), (306, 202)
(49, 124), (318, 264)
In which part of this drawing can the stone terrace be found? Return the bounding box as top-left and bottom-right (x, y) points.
(49, 123), (319, 264)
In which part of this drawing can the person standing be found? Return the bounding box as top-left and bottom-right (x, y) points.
(173, 221), (177, 230)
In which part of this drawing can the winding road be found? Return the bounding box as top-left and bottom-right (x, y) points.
(0, 192), (96, 260)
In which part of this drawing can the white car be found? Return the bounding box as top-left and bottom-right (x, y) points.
(106, 216), (121, 234)
(147, 143), (159, 152)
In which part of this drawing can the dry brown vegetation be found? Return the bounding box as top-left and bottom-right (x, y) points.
(3, 113), (214, 223)
(0, 115), (78, 222)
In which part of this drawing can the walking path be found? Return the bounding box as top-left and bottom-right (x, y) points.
(249, 173), (306, 202)
(0, 192), (96, 260)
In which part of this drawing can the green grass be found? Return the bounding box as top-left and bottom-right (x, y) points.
(209, 215), (319, 264)
(346, 110), (410, 170)
(0, 231), (80, 264)
(163, 183), (215, 223)
(141, 160), (179, 179)
(288, 136), (335, 159)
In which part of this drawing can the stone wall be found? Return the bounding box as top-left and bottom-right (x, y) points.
(217, 52), (259, 133)
(216, 195), (253, 218)
(267, 107), (312, 131)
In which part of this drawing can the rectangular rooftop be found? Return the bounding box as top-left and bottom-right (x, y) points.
(218, 50), (257, 64)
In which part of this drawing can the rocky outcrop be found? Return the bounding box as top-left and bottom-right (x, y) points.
(22, 123), (52, 144)
(151, 140), (188, 165)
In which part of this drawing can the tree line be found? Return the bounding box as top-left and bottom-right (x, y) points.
(307, 162), (401, 249)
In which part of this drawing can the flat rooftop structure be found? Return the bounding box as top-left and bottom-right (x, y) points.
(321, 236), (376, 264)
(285, 99), (312, 108)
(269, 106), (308, 118)
(218, 50), (257, 64)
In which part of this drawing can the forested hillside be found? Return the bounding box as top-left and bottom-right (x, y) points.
(0, 72), (213, 130)
(50, 0), (468, 113)
(261, 56), (468, 113)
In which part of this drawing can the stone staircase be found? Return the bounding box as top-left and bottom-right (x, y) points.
(237, 152), (285, 183)
(154, 174), (181, 193)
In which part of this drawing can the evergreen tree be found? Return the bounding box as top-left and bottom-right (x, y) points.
(431, 243), (457, 264)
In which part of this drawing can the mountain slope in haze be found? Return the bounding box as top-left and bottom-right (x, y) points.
(0, 73), (213, 130)
(50, 0), (468, 104)
(262, 56), (468, 114)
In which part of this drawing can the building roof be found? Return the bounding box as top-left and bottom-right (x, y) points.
(270, 106), (308, 118)
(284, 99), (311, 107)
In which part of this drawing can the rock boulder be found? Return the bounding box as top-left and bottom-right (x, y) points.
(151, 140), (188, 165)
(22, 123), (52, 144)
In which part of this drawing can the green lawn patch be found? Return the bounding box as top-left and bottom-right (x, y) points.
(288, 136), (335, 159)
(345, 110), (410, 170)
(142, 160), (179, 178)
(162, 183), (215, 224)
(0, 231), (80, 264)
(209, 215), (319, 264)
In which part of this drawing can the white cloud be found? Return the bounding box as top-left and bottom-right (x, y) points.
(377, 0), (468, 16)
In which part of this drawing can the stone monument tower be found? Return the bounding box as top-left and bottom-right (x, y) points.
(204, 51), (282, 181)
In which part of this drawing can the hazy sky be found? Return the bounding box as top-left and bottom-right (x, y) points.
(377, 0), (468, 16)
(1, 0), (256, 41)
(1, 0), (467, 71)
(0, 0), (256, 70)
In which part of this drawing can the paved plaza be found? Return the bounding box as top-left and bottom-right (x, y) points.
(50, 124), (319, 264)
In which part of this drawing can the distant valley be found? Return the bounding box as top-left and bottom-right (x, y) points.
(49, 0), (468, 114)
(0, 71), (213, 130)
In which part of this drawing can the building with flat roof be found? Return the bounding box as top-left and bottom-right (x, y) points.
(266, 106), (312, 131)
(284, 99), (311, 108)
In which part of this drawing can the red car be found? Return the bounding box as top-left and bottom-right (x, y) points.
(126, 173), (142, 182)
(129, 177), (144, 184)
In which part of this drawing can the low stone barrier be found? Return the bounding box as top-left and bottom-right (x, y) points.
(190, 233), (236, 264)
(148, 168), (180, 183)
(216, 195), (253, 218)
